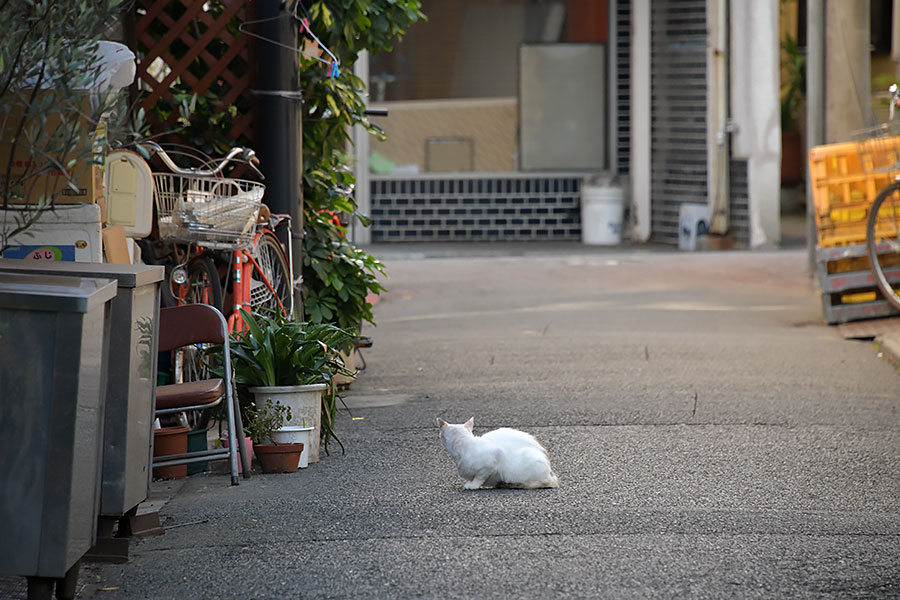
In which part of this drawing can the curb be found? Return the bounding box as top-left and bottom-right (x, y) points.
(877, 333), (900, 369)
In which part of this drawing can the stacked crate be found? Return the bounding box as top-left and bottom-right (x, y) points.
(808, 137), (900, 324)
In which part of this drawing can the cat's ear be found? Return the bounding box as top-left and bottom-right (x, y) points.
(436, 418), (448, 429)
(464, 417), (474, 431)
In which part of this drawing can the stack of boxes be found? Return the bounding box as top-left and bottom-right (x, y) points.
(808, 136), (900, 323)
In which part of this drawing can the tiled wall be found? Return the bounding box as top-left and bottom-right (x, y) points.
(370, 175), (584, 242)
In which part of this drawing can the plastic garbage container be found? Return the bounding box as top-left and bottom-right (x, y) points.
(0, 272), (116, 596)
(581, 177), (625, 245)
(0, 261), (164, 521)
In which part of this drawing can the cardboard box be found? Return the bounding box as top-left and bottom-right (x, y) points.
(0, 94), (104, 207)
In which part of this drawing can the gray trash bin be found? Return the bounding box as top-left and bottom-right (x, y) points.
(0, 261), (164, 525)
(0, 272), (117, 595)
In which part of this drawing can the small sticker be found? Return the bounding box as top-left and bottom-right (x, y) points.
(75, 240), (88, 249)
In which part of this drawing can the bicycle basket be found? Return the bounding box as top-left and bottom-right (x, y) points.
(153, 174), (264, 246)
(854, 121), (900, 173)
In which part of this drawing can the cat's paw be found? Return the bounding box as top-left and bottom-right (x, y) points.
(463, 480), (482, 490)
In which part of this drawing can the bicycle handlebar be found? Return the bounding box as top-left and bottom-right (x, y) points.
(139, 141), (263, 179)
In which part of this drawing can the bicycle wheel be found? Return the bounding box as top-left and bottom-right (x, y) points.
(249, 231), (292, 317)
(866, 181), (900, 312)
(186, 256), (224, 313)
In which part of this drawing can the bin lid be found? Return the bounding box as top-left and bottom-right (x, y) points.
(0, 259), (164, 288)
(0, 272), (117, 313)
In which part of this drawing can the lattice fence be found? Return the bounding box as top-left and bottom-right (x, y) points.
(132, 0), (255, 149)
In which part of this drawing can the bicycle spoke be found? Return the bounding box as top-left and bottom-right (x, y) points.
(249, 232), (291, 316)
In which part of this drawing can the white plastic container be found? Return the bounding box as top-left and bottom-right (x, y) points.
(581, 184), (625, 245)
(249, 383), (327, 463)
(1, 203), (102, 262)
(678, 203), (710, 251)
(270, 426), (316, 468)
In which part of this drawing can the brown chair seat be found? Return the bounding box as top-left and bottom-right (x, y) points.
(156, 378), (225, 411)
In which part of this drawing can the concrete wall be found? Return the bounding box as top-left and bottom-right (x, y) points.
(730, 0), (782, 248)
(825, 2), (871, 143)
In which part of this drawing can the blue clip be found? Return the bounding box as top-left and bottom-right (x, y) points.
(330, 61), (340, 78)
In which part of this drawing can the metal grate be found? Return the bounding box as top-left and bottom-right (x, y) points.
(615, 0), (631, 176)
(370, 175), (583, 242)
(649, 0), (708, 245)
(728, 158), (750, 247)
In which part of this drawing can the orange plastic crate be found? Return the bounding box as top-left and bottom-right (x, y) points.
(808, 138), (900, 247)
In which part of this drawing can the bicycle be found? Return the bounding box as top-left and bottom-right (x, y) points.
(862, 84), (900, 313)
(138, 141), (293, 332)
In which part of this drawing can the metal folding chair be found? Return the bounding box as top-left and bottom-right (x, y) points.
(154, 304), (251, 484)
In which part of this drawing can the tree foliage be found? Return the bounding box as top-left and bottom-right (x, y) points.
(0, 0), (131, 254)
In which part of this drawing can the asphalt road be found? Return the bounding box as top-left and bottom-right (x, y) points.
(86, 246), (900, 599)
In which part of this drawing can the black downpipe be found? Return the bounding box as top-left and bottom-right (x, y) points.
(250, 1), (303, 319)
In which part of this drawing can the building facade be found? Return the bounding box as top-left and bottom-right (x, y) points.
(353, 0), (783, 249)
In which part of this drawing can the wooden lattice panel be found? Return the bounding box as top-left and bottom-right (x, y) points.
(134, 0), (254, 146)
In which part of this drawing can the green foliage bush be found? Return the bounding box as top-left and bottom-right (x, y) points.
(298, 1), (424, 335)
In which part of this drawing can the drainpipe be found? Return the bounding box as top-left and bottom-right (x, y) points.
(250, 1), (304, 319)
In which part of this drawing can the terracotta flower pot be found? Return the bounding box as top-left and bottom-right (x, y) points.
(781, 129), (804, 185)
(254, 442), (304, 473)
(153, 425), (190, 479)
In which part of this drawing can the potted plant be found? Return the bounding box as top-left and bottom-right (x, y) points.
(228, 309), (354, 462)
(780, 33), (806, 185)
(244, 399), (303, 473)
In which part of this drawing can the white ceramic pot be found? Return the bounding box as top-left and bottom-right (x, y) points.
(248, 384), (326, 462)
(271, 425), (316, 468)
(334, 349), (358, 386)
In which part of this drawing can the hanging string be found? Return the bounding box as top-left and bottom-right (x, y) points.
(237, 1), (340, 78)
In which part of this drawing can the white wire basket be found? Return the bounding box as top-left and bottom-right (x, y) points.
(854, 121), (900, 174)
(153, 174), (264, 246)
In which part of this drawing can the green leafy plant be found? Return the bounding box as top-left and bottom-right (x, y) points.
(244, 398), (292, 445)
(298, 1), (424, 331)
(780, 33), (806, 132)
(227, 309), (354, 453)
(144, 88), (240, 164)
(302, 211), (387, 345)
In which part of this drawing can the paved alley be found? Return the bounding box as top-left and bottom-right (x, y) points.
(86, 247), (900, 599)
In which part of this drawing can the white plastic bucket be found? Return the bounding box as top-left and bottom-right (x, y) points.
(678, 203), (710, 251)
(271, 426), (315, 468)
(249, 383), (326, 463)
(581, 185), (625, 245)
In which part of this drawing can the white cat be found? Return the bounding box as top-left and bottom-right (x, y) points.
(436, 417), (559, 490)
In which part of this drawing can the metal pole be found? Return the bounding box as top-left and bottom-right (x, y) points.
(630, 0), (651, 242)
(352, 50), (372, 246)
(806, 0), (825, 274)
(250, 1), (304, 319)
